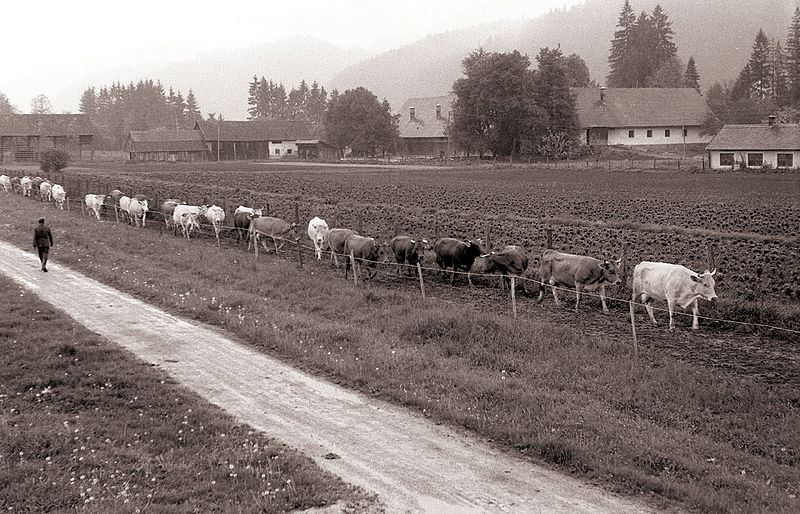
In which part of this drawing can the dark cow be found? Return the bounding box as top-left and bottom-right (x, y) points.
(389, 236), (428, 276)
(433, 237), (485, 286)
(323, 228), (359, 268)
(248, 216), (296, 254)
(343, 234), (382, 280)
(10, 176), (21, 194)
(234, 211), (255, 242)
(536, 249), (622, 313)
(471, 245), (529, 293)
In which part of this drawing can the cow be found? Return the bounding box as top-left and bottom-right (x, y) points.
(536, 250), (623, 314)
(0, 175), (10, 192)
(434, 237), (485, 286)
(108, 189), (125, 219)
(31, 177), (44, 198)
(173, 204), (205, 239)
(20, 176), (33, 197)
(118, 195), (132, 223)
(160, 199), (182, 233)
(322, 228), (359, 267)
(39, 181), (52, 202)
(10, 177), (21, 194)
(248, 216), (295, 254)
(203, 205), (225, 244)
(307, 217), (329, 260)
(471, 245), (529, 294)
(127, 196), (149, 228)
(84, 194), (106, 220)
(632, 262), (718, 331)
(51, 184), (66, 210)
(343, 234), (383, 280)
(389, 235), (428, 276)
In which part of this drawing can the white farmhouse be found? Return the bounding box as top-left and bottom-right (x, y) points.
(572, 87), (712, 146)
(706, 118), (800, 170)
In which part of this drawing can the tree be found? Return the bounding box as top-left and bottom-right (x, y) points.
(651, 4), (677, 66)
(607, 0), (636, 87)
(748, 28), (773, 99)
(247, 75), (260, 119)
(185, 89), (201, 123)
(30, 94), (52, 114)
(0, 91), (17, 115)
(561, 53), (592, 87)
(323, 87), (398, 157)
(787, 7), (800, 104)
(532, 47), (579, 138)
(79, 87), (97, 118)
(703, 80), (774, 135)
(647, 56), (684, 88)
(39, 149), (69, 173)
(771, 40), (789, 106)
(684, 56), (700, 89)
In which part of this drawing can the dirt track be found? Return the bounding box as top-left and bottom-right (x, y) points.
(0, 240), (653, 513)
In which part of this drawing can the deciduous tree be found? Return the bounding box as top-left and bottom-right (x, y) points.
(323, 87), (398, 157)
(30, 94), (52, 115)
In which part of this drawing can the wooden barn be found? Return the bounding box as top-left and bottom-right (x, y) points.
(296, 139), (339, 160)
(397, 95), (456, 157)
(194, 119), (312, 160)
(0, 114), (94, 163)
(125, 130), (210, 162)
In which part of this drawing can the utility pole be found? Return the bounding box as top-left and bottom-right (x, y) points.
(217, 116), (221, 163)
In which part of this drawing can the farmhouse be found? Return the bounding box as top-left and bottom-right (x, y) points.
(572, 87), (712, 146)
(397, 95), (455, 157)
(705, 118), (800, 170)
(0, 114), (94, 163)
(125, 129), (209, 162)
(194, 119), (312, 160)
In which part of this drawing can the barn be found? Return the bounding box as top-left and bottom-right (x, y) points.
(397, 95), (456, 157)
(296, 139), (339, 160)
(125, 129), (210, 162)
(0, 114), (94, 163)
(194, 119), (312, 160)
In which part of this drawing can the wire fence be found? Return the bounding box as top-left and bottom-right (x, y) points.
(3, 174), (799, 347)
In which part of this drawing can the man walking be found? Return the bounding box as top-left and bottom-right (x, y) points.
(33, 218), (53, 272)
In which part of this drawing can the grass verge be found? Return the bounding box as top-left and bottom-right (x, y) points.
(1, 194), (799, 512)
(0, 272), (376, 512)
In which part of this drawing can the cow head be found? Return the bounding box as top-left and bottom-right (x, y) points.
(599, 258), (623, 285)
(690, 269), (718, 301)
(253, 209), (263, 217)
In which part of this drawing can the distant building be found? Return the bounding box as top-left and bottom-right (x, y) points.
(572, 87), (712, 146)
(397, 95), (455, 157)
(0, 114), (94, 162)
(194, 119), (312, 160)
(125, 129), (209, 162)
(705, 118), (800, 170)
(296, 139), (339, 160)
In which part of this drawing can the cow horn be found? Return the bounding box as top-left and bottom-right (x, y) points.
(480, 253), (491, 258)
(709, 268), (717, 276)
(410, 239), (416, 244)
(422, 239), (428, 244)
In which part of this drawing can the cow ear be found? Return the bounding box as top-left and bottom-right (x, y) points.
(410, 239), (416, 244)
(690, 274), (700, 283)
(465, 241), (471, 247)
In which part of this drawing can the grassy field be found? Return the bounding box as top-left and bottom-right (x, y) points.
(1, 191), (799, 512)
(0, 271), (376, 512)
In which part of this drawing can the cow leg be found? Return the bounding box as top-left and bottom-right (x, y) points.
(641, 294), (658, 325)
(343, 254), (350, 279)
(691, 299), (700, 330)
(550, 280), (561, 305)
(574, 283), (583, 313)
(467, 271), (474, 288)
(667, 297), (676, 331)
(599, 284), (610, 314)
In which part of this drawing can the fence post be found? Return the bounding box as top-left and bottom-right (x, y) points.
(511, 276), (517, 319)
(296, 237), (303, 269)
(357, 211), (363, 234)
(629, 299), (638, 362)
(417, 261), (426, 300)
(653, 158), (656, 170)
(677, 159), (681, 171)
(706, 245), (716, 271)
(545, 228), (553, 249)
(485, 221), (491, 249)
(351, 250), (358, 287)
(434, 218), (439, 241)
(265, 201), (270, 216)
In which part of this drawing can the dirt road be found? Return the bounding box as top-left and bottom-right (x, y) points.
(0, 240), (652, 513)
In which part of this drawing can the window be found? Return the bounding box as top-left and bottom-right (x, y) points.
(287, 148), (292, 155)
(435, 104), (442, 119)
(683, 128), (688, 137)
(274, 148), (281, 155)
(747, 153), (763, 167)
(628, 130), (635, 138)
(665, 129), (671, 137)
(646, 129), (652, 138)
(410, 107), (415, 121)
(777, 153), (794, 168)
(719, 153), (734, 166)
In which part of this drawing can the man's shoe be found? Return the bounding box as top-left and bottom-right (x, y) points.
(42, 267), (48, 272)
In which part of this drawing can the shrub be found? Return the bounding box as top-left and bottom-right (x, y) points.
(39, 149), (69, 173)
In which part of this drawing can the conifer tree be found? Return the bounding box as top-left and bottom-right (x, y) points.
(79, 87), (97, 118)
(684, 56), (700, 89)
(748, 28), (773, 99)
(786, 7), (800, 104)
(607, 0), (636, 87)
(185, 89), (201, 123)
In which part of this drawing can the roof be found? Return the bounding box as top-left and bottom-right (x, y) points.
(572, 88), (710, 128)
(295, 139), (336, 148)
(705, 124), (800, 151)
(397, 95), (455, 139)
(125, 130), (208, 153)
(194, 119), (312, 142)
(0, 114), (94, 136)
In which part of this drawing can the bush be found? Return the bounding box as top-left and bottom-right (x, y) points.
(39, 149), (69, 173)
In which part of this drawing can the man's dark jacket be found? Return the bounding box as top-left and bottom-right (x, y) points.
(33, 225), (53, 248)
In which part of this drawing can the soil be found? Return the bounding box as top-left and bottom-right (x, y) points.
(0, 240), (654, 513)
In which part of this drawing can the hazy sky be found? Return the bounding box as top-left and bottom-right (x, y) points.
(1, 0), (583, 113)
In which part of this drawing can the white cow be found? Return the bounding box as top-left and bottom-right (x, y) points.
(307, 216), (329, 260)
(0, 175), (10, 192)
(203, 205), (225, 244)
(127, 197), (149, 228)
(84, 194), (106, 220)
(39, 181), (52, 202)
(118, 195), (132, 223)
(20, 176), (33, 197)
(173, 204), (205, 240)
(632, 261), (718, 331)
(51, 184), (66, 210)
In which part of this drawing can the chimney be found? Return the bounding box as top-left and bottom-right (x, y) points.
(768, 115), (776, 127)
(410, 107), (415, 121)
(600, 86), (606, 103)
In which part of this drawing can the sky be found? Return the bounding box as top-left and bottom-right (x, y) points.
(0, 0), (584, 114)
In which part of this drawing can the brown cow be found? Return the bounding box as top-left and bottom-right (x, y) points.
(323, 228), (359, 268)
(389, 236), (428, 276)
(536, 250), (622, 313)
(343, 234), (383, 280)
(434, 237), (485, 286)
(248, 216), (295, 254)
(471, 245), (529, 294)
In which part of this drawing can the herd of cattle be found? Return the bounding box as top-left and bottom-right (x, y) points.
(1, 173), (719, 331)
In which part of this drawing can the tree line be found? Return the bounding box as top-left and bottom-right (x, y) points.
(246, 77), (328, 125)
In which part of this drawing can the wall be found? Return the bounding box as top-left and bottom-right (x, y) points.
(606, 125), (712, 146)
(269, 141), (299, 158)
(709, 150), (799, 170)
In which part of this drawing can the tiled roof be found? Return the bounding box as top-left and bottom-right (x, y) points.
(0, 114), (94, 136)
(572, 88), (710, 128)
(125, 130), (208, 153)
(397, 95), (455, 139)
(194, 119), (312, 142)
(705, 124), (800, 151)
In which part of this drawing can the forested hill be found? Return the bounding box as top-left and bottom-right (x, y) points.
(332, 0), (798, 109)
